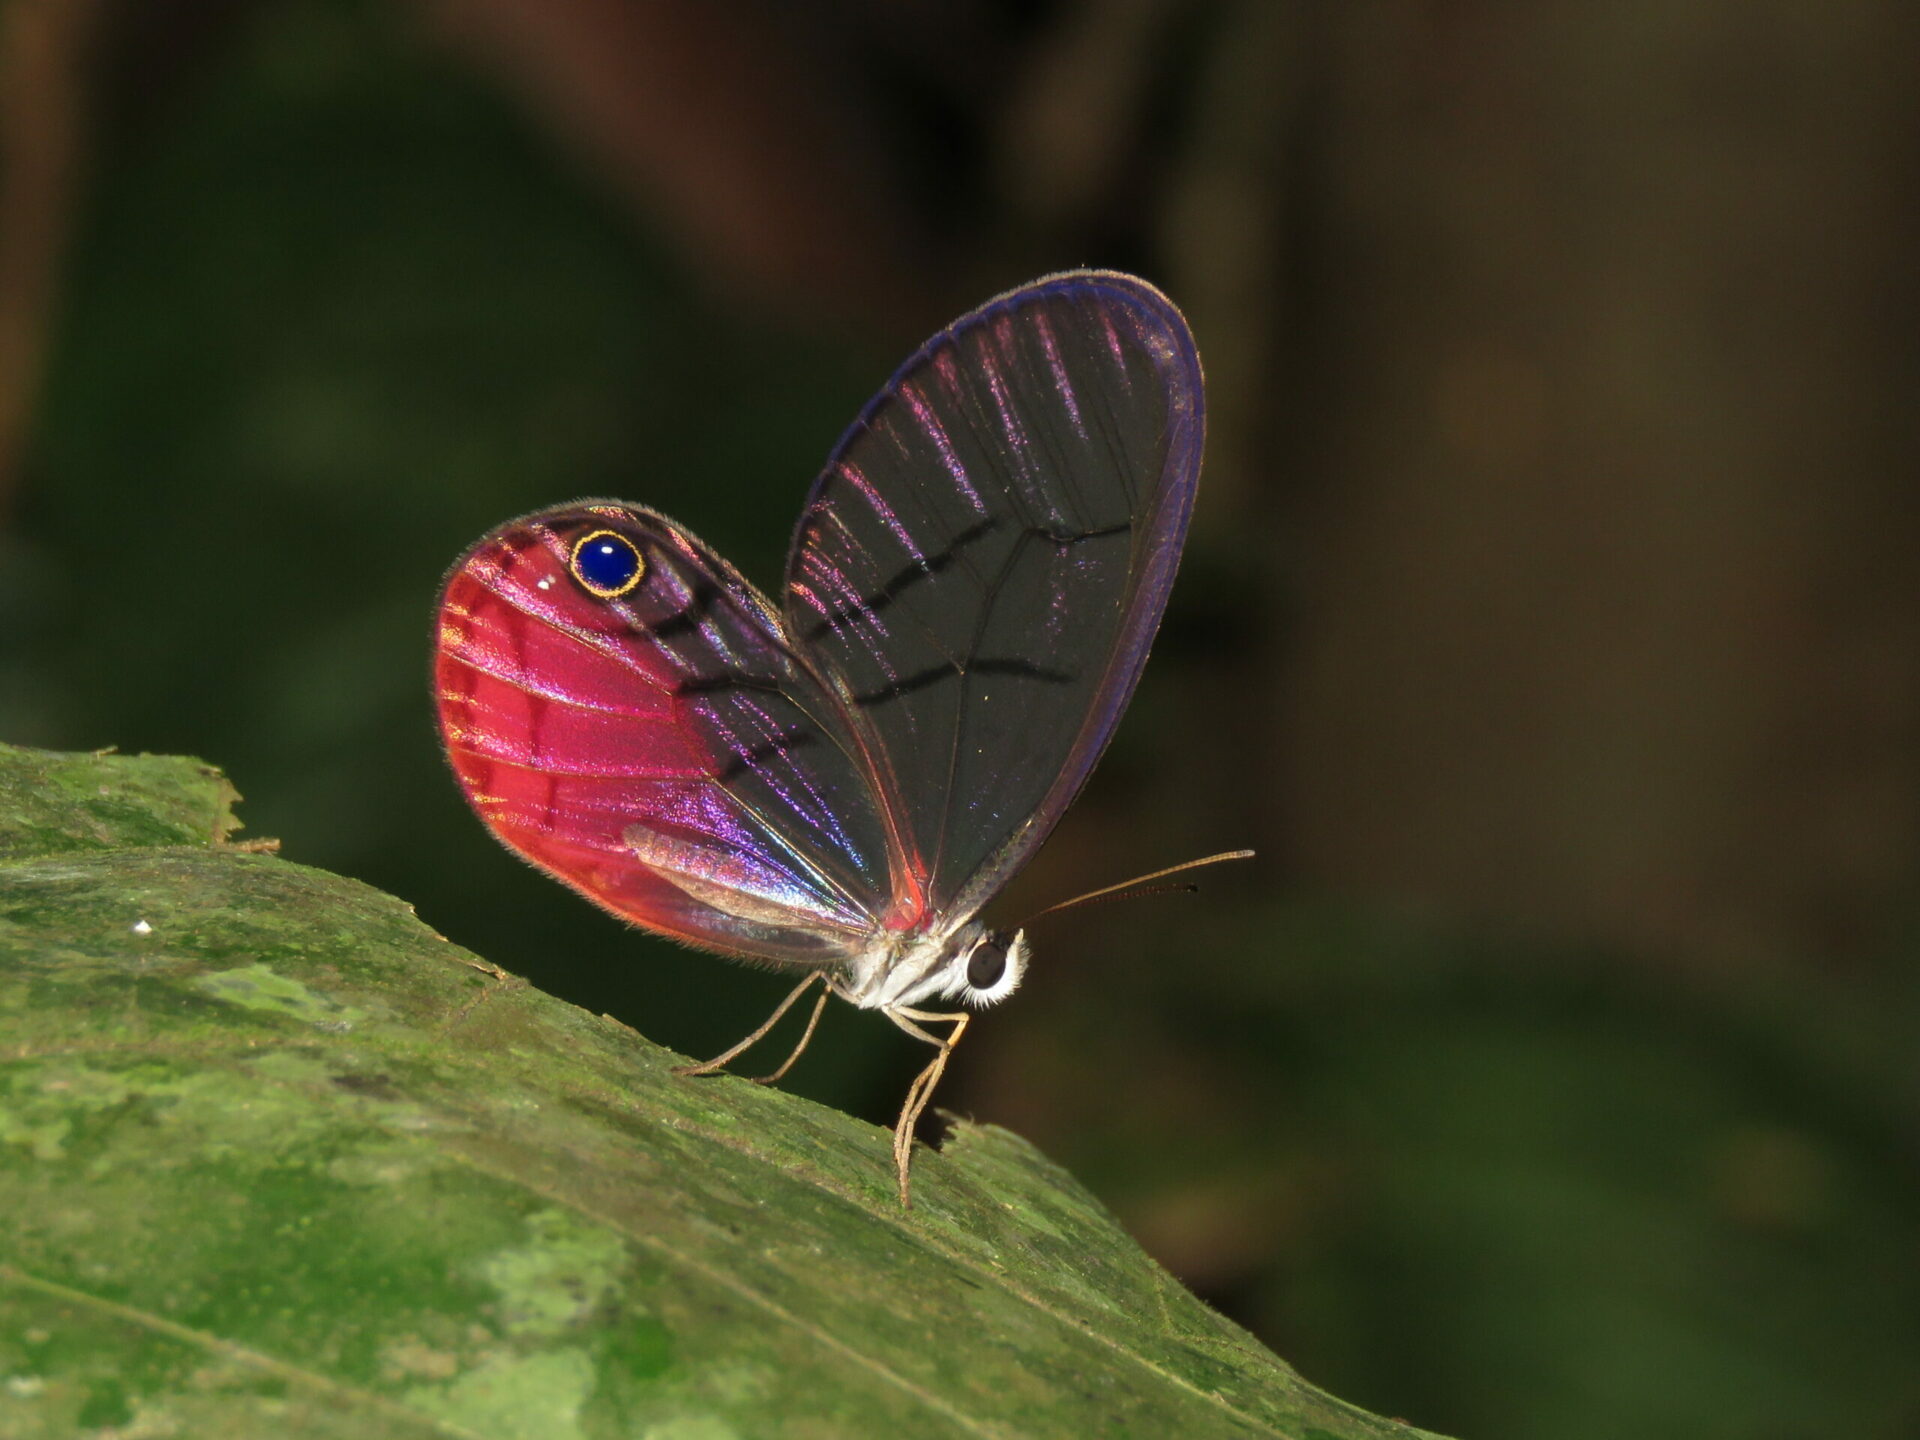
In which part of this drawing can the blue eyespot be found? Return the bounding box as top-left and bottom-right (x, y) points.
(570, 530), (644, 598)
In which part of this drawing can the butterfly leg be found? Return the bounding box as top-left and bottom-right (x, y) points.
(884, 1006), (971, 1208)
(672, 972), (825, 1082)
(747, 982), (830, 1085)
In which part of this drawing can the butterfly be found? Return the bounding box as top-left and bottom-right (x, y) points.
(434, 270), (1235, 1205)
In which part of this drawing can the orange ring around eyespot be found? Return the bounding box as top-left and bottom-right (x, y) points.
(568, 529), (646, 599)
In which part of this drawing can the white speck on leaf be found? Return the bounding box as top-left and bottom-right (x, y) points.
(131, 919), (153, 936)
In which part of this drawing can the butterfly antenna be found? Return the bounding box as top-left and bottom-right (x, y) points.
(1021, 849), (1255, 926)
(1037, 880), (1204, 916)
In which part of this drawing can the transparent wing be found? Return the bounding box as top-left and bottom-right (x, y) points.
(436, 502), (895, 966)
(783, 271), (1205, 923)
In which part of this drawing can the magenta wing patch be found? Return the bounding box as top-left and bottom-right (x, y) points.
(437, 503), (893, 964)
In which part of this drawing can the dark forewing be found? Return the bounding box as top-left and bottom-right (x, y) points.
(436, 503), (893, 965)
(783, 271), (1204, 922)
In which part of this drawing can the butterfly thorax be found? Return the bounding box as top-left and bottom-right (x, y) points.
(835, 921), (1027, 1012)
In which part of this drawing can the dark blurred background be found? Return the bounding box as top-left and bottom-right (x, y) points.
(3, 1), (1917, 1436)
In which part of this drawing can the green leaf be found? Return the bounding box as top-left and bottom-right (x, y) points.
(0, 745), (243, 859)
(0, 742), (1447, 1439)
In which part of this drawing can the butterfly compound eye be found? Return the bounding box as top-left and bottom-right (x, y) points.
(967, 936), (1008, 991)
(569, 530), (645, 598)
